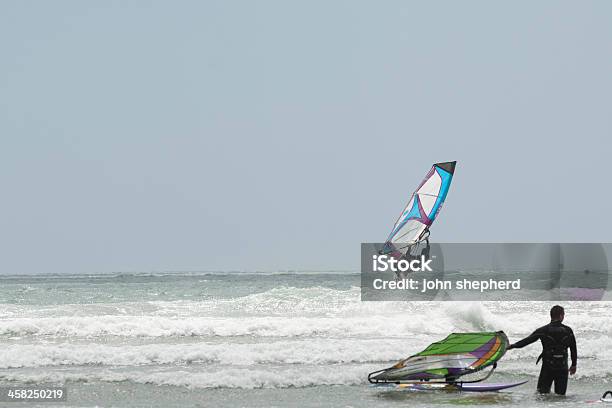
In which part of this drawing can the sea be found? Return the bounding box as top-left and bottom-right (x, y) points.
(0, 272), (610, 407)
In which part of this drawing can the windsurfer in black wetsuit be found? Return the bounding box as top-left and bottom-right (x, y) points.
(507, 305), (577, 395)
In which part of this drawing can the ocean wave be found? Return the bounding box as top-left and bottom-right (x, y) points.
(4, 286), (611, 323)
(0, 286), (365, 318)
(0, 365), (378, 389)
(1, 300), (611, 340)
(2, 363), (610, 389)
(0, 314), (449, 338)
(2, 334), (610, 370)
(0, 339), (409, 369)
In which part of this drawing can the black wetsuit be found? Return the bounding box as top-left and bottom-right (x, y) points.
(511, 320), (577, 395)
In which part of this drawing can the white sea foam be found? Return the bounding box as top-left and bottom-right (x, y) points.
(0, 339), (409, 369)
(1, 333), (609, 371)
(1, 297), (608, 339)
(1, 282), (611, 393)
(0, 314), (451, 338)
(1, 362), (610, 389)
(0, 365), (394, 389)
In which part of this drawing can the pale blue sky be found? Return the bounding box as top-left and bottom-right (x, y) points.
(1, 1), (611, 274)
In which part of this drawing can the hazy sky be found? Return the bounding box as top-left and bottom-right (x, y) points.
(1, 1), (611, 274)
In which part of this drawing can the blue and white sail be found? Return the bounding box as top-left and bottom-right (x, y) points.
(382, 161), (456, 256)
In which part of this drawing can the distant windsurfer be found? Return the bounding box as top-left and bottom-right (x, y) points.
(507, 305), (577, 395)
(394, 229), (430, 280)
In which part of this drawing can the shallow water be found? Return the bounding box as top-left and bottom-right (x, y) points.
(0, 272), (609, 407)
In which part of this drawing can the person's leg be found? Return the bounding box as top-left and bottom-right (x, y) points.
(553, 368), (568, 395)
(537, 365), (553, 394)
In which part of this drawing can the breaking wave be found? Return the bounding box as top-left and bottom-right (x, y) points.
(1, 280), (611, 391)
(0, 339), (408, 369)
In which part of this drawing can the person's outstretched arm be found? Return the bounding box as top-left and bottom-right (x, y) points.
(508, 328), (542, 349)
(569, 328), (577, 374)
